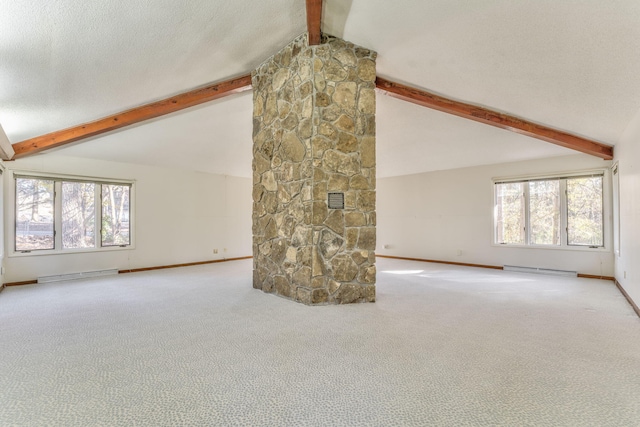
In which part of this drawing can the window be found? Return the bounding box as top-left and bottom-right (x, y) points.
(529, 180), (560, 245)
(567, 176), (603, 246)
(495, 182), (525, 245)
(16, 178), (55, 251)
(14, 175), (133, 253)
(494, 173), (604, 248)
(62, 182), (95, 249)
(101, 184), (130, 246)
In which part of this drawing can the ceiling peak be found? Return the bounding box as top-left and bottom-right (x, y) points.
(306, 0), (323, 45)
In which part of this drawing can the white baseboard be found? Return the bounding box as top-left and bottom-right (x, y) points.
(504, 265), (577, 277)
(38, 269), (119, 284)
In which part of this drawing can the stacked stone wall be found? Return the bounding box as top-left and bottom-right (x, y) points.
(252, 33), (376, 304)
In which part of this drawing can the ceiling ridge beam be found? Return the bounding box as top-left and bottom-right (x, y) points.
(306, 0), (323, 45)
(376, 76), (613, 160)
(11, 74), (253, 159)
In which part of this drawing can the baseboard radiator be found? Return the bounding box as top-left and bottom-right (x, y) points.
(503, 265), (577, 277)
(38, 269), (119, 284)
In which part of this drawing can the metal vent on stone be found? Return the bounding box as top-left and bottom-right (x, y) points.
(328, 192), (344, 209)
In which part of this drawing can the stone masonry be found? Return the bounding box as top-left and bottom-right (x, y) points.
(252, 33), (376, 305)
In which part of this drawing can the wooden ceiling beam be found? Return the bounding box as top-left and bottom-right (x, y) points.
(10, 70), (613, 161)
(306, 0), (323, 45)
(376, 76), (614, 160)
(11, 74), (253, 159)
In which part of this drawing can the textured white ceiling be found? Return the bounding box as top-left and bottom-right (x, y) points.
(2, 0), (638, 177)
(324, 0), (640, 145)
(0, 0), (305, 141)
(375, 95), (574, 177)
(47, 92), (254, 177)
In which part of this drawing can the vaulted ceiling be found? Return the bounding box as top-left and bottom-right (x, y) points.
(1, 0), (639, 177)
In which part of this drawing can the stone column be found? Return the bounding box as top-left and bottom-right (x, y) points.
(252, 34), (376, 305)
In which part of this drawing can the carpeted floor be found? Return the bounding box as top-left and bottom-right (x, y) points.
(1, 258), (639, 426)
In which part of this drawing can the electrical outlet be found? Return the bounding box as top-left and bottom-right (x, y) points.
(224, 248), (227, 253)
(456, 249), (462, 256)
(624, 271), (627, 279)
(213, 249), (218, 254)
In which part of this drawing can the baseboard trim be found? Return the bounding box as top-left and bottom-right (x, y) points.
(118, 256), (253, 274)
(376, 255), (503, 270)
(577, 274), (615, 281)
(3, 256), (253, 286)
(615, 279), (640, 319)
(377, 255), (616, 281)
(5, 280), (38, 287)
(2, 256), (616, 287)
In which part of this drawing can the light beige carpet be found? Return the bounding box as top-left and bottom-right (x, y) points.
(1, 258), (639, 426)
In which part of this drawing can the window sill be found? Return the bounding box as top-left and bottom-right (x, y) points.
(491, 243), (610, 253)
(8, 245), (135, 258)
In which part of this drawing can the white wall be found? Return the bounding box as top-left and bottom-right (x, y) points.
(3, 155), (252, 283)
(614, 107), (640, 306)
(377, 154), (613, 276)
(0, 165), (5, 285)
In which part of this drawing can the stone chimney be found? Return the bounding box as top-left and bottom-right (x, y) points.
(252, 34), (376, 304)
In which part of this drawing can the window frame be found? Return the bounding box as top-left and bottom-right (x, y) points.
(15, 176), (56, 252)
(611, 162), (620, 257)
(8, 170), (135, 257)
(565, 175), (605, 248)
(526, 178), (562, 246)
(100, 183), (132, 248)
(60, 181), (98, 250)
(492, 168), (609, 252)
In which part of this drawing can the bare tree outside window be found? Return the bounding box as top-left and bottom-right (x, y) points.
(495, 182), (525, 244)
(14, 176), (132, 253)
(62, 182), (96, 249)
(529, 180), (560, 245)
(16, 178), (55, 251)
(101, 184), (130, 246)
(567, 177), (603, 246)
(495, 174), (604, 248)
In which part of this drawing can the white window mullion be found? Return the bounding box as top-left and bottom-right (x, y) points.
(96, 184), (102, 248)
(524, 183), (530, 245)
(493, 185), (499, 244)
(54, 181), (63, 250)
(560, 179), (568, 247)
